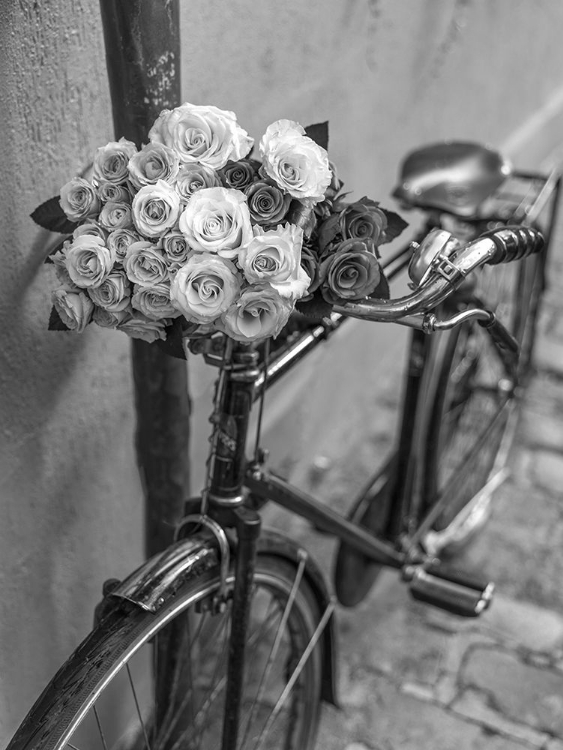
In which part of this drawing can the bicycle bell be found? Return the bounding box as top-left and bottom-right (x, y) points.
(408, 228), (462, 287)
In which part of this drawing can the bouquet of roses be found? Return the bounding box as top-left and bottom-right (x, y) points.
(32, 102), (406, 355)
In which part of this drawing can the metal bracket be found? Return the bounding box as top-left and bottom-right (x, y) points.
(433, 254), (464, 282)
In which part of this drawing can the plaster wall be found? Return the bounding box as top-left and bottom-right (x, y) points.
(2, 0), (563, 742)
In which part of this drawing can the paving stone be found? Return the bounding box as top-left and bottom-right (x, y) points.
(480, 596), (563, 651)
(460, 646), (563, 737)
(317, 674), (533, 750)
(451, 688), (550, 747)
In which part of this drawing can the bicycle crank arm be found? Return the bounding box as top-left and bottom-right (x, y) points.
(403, 563), (494, 617)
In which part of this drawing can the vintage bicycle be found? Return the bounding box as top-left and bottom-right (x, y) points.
(7, 142), (561, 750)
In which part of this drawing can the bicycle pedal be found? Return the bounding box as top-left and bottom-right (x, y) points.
(404, 563), (494, 618)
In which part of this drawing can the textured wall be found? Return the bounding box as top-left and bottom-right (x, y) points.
(3, 0), (563, 743)
(0, 1), (144, 738)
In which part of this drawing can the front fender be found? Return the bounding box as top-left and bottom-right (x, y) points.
(109, 527), (339, 707)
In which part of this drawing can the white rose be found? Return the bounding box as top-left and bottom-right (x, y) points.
(132, 180), (181, 238)
(132, 282), (180, 320)
(99, 201), (133, 231)
(161, 231), (192, 265)
(148, 102), (253, 169)
(59, 178), (100, 223)
(259, 119), (331, 204)
(93, 137), (137, 185)
(52, 287), (94, 332)
(97, 183), (131, 203)
(238, 224), (310, 300)
(73, 222), (107, 241)
(124, 241), (169, 287)
(128, 142), (180, 189)
(107, 228), (141, 263)
(219, 285), (293, 342)
(117, 314), (169, 343)
(87, 269), (132, 311)
(178, 187), (252, 259)
(65, 235), (115, 288)
(170, 253), (241, 323)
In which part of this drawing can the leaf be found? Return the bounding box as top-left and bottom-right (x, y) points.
(31, 196), (78, 234)
(317, 213), (341, 252)
(296, 291), (332, 320)
(155, 318), (188, 360)
(369, 271), (391, 301)
(48, 305), (72, 331)
(381, 209), (408, 244)
(304, 121), (329, 151)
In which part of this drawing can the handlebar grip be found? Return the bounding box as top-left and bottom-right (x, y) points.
(483, 226), (544, 265)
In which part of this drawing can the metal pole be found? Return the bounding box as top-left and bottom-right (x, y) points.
(99, 0), (190, 558)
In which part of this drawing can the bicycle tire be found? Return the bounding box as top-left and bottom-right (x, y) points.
(420, 243), (546, 537)
(7, 554), (324, 750)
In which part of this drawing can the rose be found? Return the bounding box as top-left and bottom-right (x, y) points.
(259, 119), (331, 204)
(131, 180), (181, 238)
(87, 269), (132, 311)
(161, 231), (191, 265)
(318, 239), (382, 304)
(97, 182), (131, 203)
(93, 137), (137, 184)
(174, 163), (221, 202)
(128, 142), (180, 189)
(51, 245), (77, 288)
(99, 201), (133, 231)
(107, 228), (140, 263)
(52, 287), (94, 332)
(59, 178), (100, 222)
(170, 253), (241, 323)
(132, 282), (180, 320)
(178, 187), (253, 259)
(219, 159), (259, 190)
(245, 181), (291, 226)
(238, 224), (310, 300)
(219, 285), (293, 342)
(93, 306), (132, 329)
(148, 102), (253, 169)
(64, 235), (115, 288)
(117, 314), (169, 343)
(124, 241), (169, 287)
(339, 199), (387, 246)
(73, 222), (107, 241)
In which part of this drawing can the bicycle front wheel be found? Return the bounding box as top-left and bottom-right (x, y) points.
(8, 554), (324, 750)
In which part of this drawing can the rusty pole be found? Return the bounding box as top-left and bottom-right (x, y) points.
(99, 0), (190, 558)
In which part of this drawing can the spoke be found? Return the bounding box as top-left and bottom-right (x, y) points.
(126, 664), (152, 750)
(252, 601), (335, 750)
(239, 557), (307, 747)
(92, 704), (109, 750)
(66, 743), (81, 750)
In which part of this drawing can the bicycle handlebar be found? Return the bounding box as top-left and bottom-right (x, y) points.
(332, 226), (544, 323)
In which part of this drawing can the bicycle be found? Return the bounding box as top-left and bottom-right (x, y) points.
(7, 141), (561, 750)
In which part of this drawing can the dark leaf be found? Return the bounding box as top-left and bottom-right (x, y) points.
(368, 271), (391, 301)
(317, 213), (341, 252)
(296, 291), (333, 320)
(31, 196), (78, 234)
(48, 305), (72, 331)
(155, 318), (188, 360)
(381, 208), (408, 244)
(304, 121), (329, 151)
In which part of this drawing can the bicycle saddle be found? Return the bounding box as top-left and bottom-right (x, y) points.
(392, 141), (512, 218)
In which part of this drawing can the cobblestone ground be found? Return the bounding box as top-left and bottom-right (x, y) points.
(264, 198), (563, 748)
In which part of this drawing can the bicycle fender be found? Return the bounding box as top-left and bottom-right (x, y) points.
(257, 528), (339, 708)
(109, 536), (220, 613)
